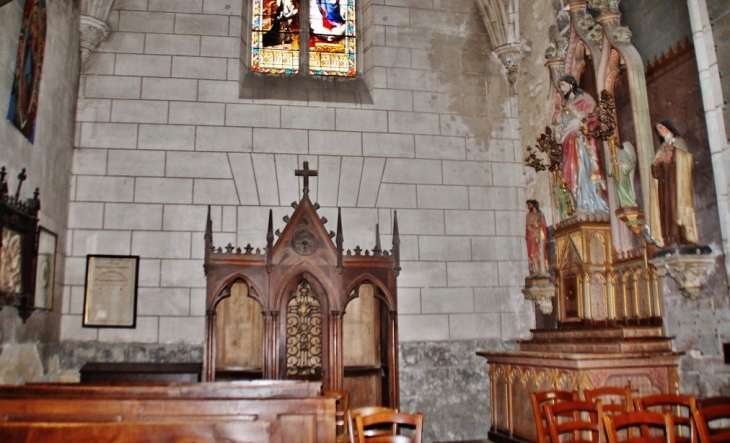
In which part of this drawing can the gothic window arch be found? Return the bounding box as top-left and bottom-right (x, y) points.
(241, 0), (373, 104)
(252, 0), (356, 77)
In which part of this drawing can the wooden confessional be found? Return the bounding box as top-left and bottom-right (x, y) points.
(203, 163), (401, 408)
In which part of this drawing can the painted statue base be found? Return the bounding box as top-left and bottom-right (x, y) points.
(522, 276), (555, 315)
(650, 245), (716, 299)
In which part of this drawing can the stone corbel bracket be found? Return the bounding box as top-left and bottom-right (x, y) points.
(522, 277), (556, 314)
(475, 0), (525, 94)
(650, 246), (718, 299)
(80, 15), (110, 62)
(80, 0), (115, 63)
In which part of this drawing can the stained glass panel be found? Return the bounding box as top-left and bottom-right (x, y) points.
(252, 0), (301, 75)
(309, 0), (356, 76)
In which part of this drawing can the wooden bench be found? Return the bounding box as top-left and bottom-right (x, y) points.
(0, 380), (336, 443)
(0, 420), (270, 443)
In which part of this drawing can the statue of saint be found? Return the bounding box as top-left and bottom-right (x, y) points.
(557, 75), (609, 215)
(649, 120), (699, 248)
(613, 141), (639, 208)
(526, 200), (548, 277)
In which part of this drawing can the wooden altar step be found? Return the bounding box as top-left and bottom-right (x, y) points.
(529, 326), (664, 341)
(519, 326), (673, 353)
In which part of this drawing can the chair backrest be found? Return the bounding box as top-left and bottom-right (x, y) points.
(324, 390), (350, 442)
(634, 393), (696, 443)
(602, 410), (676, 443)
(585, 385), (634, 416)
(354, 411), (423, 443)
(545, 399), (604, 443)
(692, 397), (730, 443)
(531, 390), (580, 443)
(347, 406), (399, 443)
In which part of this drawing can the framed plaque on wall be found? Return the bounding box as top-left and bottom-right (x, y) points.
(83, 255), (139, 328)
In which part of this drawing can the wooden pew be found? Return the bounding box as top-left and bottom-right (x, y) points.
(0, 420), (270, 443)
(0, 380), (336, 443)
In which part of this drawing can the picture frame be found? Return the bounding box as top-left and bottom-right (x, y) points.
(33, 227), (56, 310)
(83, 255), (139, 328)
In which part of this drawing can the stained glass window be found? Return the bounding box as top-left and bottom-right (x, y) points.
(251, 0), (356, 77)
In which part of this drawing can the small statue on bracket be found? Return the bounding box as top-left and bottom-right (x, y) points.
(526, 199), (549, 277)
(649, 120), (699, 248)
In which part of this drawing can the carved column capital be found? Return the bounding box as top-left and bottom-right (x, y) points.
(80, 15), (110, 62)
(493, 43), (523, 93)
(585, 0), (621, 15)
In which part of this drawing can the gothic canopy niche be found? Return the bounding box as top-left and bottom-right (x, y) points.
(203, 162), (401, 408)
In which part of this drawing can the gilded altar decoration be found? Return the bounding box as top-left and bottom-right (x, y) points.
(6, 0), (47, 143)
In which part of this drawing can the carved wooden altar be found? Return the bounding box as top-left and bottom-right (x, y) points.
(203, 163), (401, 409)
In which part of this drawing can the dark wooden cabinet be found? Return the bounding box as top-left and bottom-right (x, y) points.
(203, 163), (401, 409)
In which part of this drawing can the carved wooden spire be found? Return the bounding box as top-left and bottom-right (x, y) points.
(204, 206), (213, 273)
(374, 223), (382, 255)
(392, 211), (400, 275)
(333, 208), (342, 266)
(266, 209), (274, 272)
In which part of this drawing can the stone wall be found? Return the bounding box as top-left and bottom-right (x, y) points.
(63, 0), (531, 439)
(0, 0), (80, 383)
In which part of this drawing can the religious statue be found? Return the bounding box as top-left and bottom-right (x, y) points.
(649, 120), (699, 248)
(526, 200), (548, 277)
(557, 75), (609, 214)
(612, 141), (639, 208)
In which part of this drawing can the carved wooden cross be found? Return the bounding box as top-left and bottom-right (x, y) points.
(295, 161), (318, 194)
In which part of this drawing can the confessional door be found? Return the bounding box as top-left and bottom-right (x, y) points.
(278, 278), (329, 383)
(215, 283), (264, 380)
(342, 284), (390, 409)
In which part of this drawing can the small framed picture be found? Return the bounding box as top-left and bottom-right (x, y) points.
(83, 255), (140, 328)
(33, 227), (57, 310)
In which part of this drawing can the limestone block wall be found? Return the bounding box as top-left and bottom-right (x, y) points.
(0, 0), (80, 382)
(64, 0), (531, 438)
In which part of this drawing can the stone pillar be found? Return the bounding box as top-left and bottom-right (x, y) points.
(686, 0), (730, 279)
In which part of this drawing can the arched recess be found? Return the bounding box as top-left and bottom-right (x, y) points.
(341, 281), (393, 408)
(215, 281), (264, 379)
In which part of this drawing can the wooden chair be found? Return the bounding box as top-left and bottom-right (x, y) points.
(354, 411), (423, 443)
(602, 410), (676, 443)
(635, 393), (696, 443)
(324, 390), (351, 443)
(585, 385), (634, 416)
(545, 399), (604, 443)
(692, 396), (730, 443)
(347, 406), (399, 443)
(531, 390), (580, 443)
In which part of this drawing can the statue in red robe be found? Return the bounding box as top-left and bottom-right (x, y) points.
(526, 200), (548, 277)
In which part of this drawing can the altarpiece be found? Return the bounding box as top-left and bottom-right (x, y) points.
(478, 1), (716, 441)
(203, 163), (401, 409)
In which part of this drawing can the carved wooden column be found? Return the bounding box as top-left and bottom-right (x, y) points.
(329, 311), (344, 391)
(80, 0), (115, 63)
(262, 311), (278, 379)
(204, 309), (216, 381)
